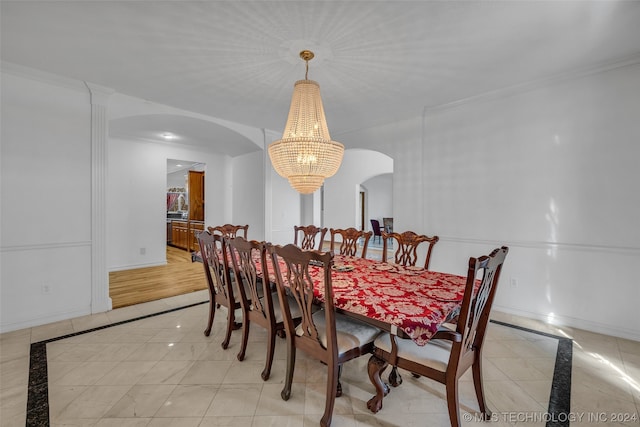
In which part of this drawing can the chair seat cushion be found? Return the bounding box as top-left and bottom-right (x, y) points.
(439, 322), (457, 332)
(374, 332), (452, 372)
(268, 292), (302, 324)
(297, 310), (381, 355)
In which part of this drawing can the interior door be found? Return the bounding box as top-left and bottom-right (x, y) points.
(360, 191), (365, 231)
(188, 170), (205, 221)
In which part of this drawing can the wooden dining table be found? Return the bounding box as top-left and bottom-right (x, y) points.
(197, 243), (467, 343)
(202, 245), (468, 413)
(259, 253), (468, 346)
(256, 252), (469, 413)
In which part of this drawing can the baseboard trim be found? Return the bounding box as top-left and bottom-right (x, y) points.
(108, 260), (167, 271)
(493, 305), (640, 342)
(0, 306), (92, 334)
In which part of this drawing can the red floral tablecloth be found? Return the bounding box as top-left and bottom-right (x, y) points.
(263, 255), (467, 346)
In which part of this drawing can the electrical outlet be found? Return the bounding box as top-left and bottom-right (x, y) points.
(140, 247), (146, 255)
(41, 283), (52, 294)
(510, 277), (518, 288)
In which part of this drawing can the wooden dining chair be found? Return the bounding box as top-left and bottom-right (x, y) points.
(227, 236), (302, 381)
(381, 230), (438, 384)
(268, 243), (382, 427)
(196, 231), (241, 347)
(382, 230), (439, 269)
(208, 224), (249, 238)
(380, 230), (440, 385)
(329, 227), (373, 258)
(294, 224), (328, 250)
(370, 219), (383, 244)
(367, 246), (509, 427)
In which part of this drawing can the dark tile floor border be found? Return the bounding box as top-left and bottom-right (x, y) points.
(490, 319), (572, 427)
(26, 301), (208, 426)
(26, 306), (571, 427)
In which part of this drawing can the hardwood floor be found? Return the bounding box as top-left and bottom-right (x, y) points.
(109, 242), (384, 309)
(109, 245), (207, 309)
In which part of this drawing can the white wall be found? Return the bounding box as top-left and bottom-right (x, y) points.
(425, 62), (640, 340)
(336, 116), (426, 233)
(267, 167), (301, 246)
(167, 169), (188, 189)
(362, 173), (393, 233)
(1, 69), (94, 331)
(3, 60), (638, 340)
(231, 150), (265, 241)
(0, 67), (260, 332)
(342, 61), (640, 340)
(107, 137), (229, 270)
(323, 149), (393, 231)
(266, 148), (394, 246)
(262, 128), (301, 246)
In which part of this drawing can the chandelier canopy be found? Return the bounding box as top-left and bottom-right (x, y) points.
(268, 50), (344, 194)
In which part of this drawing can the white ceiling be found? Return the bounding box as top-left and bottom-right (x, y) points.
(2, 1), (640, 156)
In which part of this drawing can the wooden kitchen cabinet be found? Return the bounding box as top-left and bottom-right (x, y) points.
(169, 220), (204, 252)
(167, 169), (205, 252)
(171, 220), (189, 250)
(189, 221), (205, 252)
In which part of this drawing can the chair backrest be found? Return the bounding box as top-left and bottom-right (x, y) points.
(197, 231), (234, 306)
(329, 227), (372, 258)
(453, 246), (509, 365)
(294, 225), (328, 250)
(268, 244), (336, 358)
(226, 236), (272, 320)
(382, 231), (439, 269)
(208, 224), (249, 238)
(382, 217), (393, 233)
(370, 219), (382, 237)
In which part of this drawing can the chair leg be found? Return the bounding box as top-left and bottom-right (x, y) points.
(445, 379), (461, 427)
(281, 337), (296, 401)
(221, 308), (235, 349)
(321, 361), (339, 427)
(388, 366), (403, 387)
(366, 355), (390, 413)
(237, 316), (250, 361)
(472, 357), (491, 419)
(204, 297), (216, 337)
(261, 327), (277, 381)
(336, 364), (343, 397)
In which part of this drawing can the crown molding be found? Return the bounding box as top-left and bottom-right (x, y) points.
(85, 82), (115, 105)
(423, 52), (640, 115)
(1, 61), (88, 93)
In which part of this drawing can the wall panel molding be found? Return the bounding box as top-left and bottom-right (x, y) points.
(0, 241), (91, 253)
(439, 236), (640, 256)
(86, 82), (114, 314)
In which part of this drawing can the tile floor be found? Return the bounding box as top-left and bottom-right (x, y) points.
(1, 289), (639, 427)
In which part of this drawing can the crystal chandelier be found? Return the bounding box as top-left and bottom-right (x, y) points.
(268, 50), (344, 194)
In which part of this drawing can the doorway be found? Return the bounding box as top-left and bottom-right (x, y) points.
(166, 159), (205, 253)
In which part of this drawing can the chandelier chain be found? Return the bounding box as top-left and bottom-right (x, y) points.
(300, 50), (314, 80)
